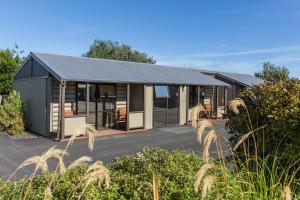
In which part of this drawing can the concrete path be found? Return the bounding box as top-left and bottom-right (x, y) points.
(0, 120), (229, 179)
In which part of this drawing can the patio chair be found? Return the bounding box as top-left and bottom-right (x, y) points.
(116, 107), (126, 128)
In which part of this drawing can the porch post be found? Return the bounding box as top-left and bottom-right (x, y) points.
(58, 81), (66, 140)
(197, 86), (200, 105)
(126, 84), (130, 131)
(186, 86), (189, 124)
(224, 87), (228, 107)
(215, 86), (218, 119)
(86, 83), (89, 124)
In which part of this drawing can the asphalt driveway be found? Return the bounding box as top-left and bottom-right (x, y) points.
(0, 120), (229, 179)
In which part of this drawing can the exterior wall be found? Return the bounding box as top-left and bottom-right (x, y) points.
(144, 85), (153, 129)
(179, 86), (187, 125)
(64, 116), (86, 136)
(50, 80), (76, 134)
(13, 77), (51, 136)
(129, 112), (144, 129)
(15, 58), (49, 80)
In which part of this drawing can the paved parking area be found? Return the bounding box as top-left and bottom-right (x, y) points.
(0, 120), (229, 179)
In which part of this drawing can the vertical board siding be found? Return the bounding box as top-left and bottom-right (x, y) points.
(13, 78), (48, 136)
(179, 86), (187, 125)
(144, 85), (153, 129)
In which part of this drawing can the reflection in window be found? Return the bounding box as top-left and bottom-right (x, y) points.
(154, 86), (169, 98)
(77, 84), (86, 114)
(189, 86), (198, 108)
(168, 86), (179, 109)
(99, 85), (116, 97)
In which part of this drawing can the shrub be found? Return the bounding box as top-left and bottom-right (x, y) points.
(226, 80), (300, 166)
(0, 90), (24, 135)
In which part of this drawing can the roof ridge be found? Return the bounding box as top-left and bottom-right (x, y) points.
(32, 51), (191, 71)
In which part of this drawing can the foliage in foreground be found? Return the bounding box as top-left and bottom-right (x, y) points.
(0, 90), (24, 135)
(1, 147), (299, 200)
(226, 80), (300, 166)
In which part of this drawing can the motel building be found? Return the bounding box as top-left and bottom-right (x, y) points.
(13, 52), (262, 140)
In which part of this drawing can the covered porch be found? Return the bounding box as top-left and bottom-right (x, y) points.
(186, 85), (228, 121)
(54, 81), (147, 140)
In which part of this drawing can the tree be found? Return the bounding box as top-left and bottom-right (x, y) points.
(254, 62), (289, 81)
(83, 40), (156, 64)
(0, 45), (23, 94)
(0, 90), (24, 135)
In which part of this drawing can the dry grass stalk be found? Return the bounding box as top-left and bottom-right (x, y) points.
(203, 129), (217, 163)
(283, 186), (292, 200)
(44, 186), (53, 200)
(197, 120), (213, 144)
(152, 172), (159, 200)
(201, 175), (216, 199)
(68, 124), (96, 152)
(67, 156), (93, 169)
(191, 105), (205, 127)
(194, 163), (214, 193)
(43, 146), (68, 175)
(233, 125), (268, 150)
(79, 161), (110, 198)
(15, 156), (48, 176)
(229, 98), (246, 114)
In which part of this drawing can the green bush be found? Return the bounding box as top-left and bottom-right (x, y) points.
(0, 90), (24, 135)
(0, 149), (204, 200)
(0, 148), (299, 199)
(226, 80), (300, 164)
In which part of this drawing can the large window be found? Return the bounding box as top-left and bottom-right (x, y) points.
(76, 83), (86, 114)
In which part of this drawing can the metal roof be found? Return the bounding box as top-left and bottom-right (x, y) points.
(197, 69), (263, 86)
(30, 52), (229, 86)
(216, 72), (264, 86)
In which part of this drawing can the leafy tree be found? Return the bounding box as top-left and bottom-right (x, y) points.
(0, 45), (23, 94)
(254, 62), (289, 81)
(0, 90), (24, 135)
(83, 40), (156, 64)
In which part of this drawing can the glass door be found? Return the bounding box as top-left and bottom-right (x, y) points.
(88, 84), (97, 127)
(153, 85), (179, 128)
(96, 84), (117, 129)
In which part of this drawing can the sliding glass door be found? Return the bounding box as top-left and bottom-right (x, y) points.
(153, 85), (179, 128)
(82, 83), (117, 130)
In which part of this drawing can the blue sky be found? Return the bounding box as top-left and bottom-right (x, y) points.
(1, 0), (300, 77)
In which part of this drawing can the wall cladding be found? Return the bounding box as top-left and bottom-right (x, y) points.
(14, 58), (49, 80)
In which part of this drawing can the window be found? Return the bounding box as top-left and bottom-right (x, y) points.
(154, 86), (169, 98)
(99, 85), (116, 97)
(168, 86), (179, 109)
(76, 83), (86, 114)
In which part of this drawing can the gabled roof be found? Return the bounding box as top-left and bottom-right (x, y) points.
(26, 52), (229, 86)
(198, 69), (264, 86)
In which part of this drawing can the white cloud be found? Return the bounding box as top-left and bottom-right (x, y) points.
(185, 45), (300, 58)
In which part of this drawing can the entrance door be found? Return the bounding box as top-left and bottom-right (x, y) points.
(153, 85), (179, 128)
(96, 84), (117, 129)
(88, 84), (117, 130)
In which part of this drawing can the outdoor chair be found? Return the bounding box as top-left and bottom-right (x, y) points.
(116, 107), (126, 128)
